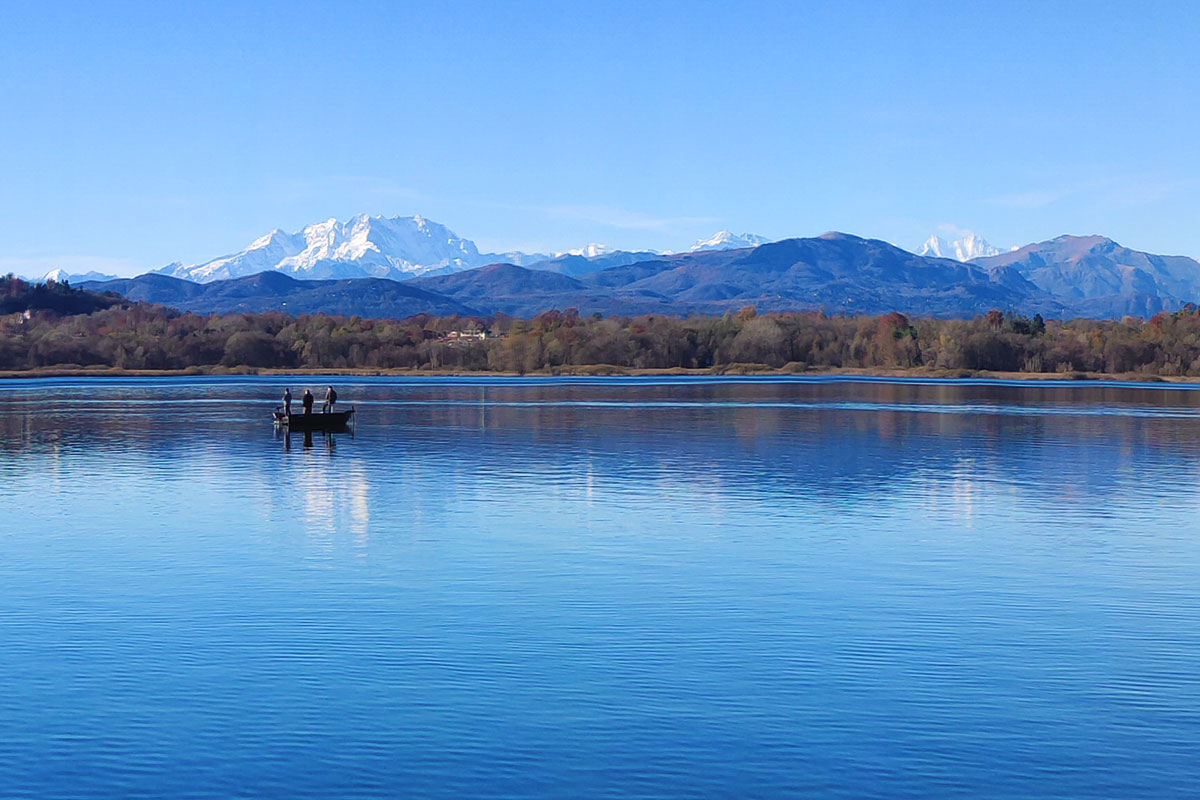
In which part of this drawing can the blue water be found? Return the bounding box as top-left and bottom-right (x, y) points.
(2, 376), (1199, 798)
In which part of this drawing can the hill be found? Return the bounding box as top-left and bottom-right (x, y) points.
(972, 235), (1200, 317)
(520, 250), (661, 277)
(81, 272), (478, 317)
(2, 277), (124, 316)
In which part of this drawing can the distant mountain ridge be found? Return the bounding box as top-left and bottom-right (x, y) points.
(45, 268), (120, 284)
(90, 232), (1063, 319)
(689, 230), (769, 252)
(972, 235), (1200, 317)
(159, 214), (491, 282)
(155, 213), (677, 284)
(79, 221), (1200, 321)
(84, 271), (478, 317)
(918, 232), (1003, 261)
(519, 249), (661, 277)
(408, 233), (1058, 317)
(150, 213), (774, 285)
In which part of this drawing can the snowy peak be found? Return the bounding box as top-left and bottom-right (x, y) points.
(38, 268), (119, 284)
(918, 231), (1003, 262)
(161, 215), (486, 283)
(562, 243), (615, 258)
(150, 216), (777, 284)
(278, 214), (481, 273)
(690, 230), (769, 252)
(158, 213), (675, 283)
(247, 228), (293, 251)
(39, 268), (73, 283)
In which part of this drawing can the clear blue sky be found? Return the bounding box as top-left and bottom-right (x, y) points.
(2, 0), (1198, 276)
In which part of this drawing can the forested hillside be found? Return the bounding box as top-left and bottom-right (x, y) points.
(2, 275), (123, 316)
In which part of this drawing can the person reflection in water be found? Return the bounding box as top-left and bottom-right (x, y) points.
(282, 387), (292, 416)
(302, 388), (314, 416)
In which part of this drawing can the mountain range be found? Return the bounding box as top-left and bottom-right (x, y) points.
(158, 214), (507, 282)
(38, 268), (120, 284)
(147, 215), (781, 285)
(408, 233), (1057, 318)
(80, 232), (1063, 319)
(59, 212), (1200, 321)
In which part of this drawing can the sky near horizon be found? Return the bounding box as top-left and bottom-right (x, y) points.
(1, 0), (1198, 276)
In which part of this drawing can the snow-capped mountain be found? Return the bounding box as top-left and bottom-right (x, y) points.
(689, 230), (769, 252)
(490, 250), (552, 266)
(161, 214), (489, 282)
(38, 269), (119, 284)
(154, 215), (776, 285)
(562, 243), (615, 258)
(917, 232), (1002, 262)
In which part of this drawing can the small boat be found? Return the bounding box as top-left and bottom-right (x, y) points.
(273, 407), (355, 431)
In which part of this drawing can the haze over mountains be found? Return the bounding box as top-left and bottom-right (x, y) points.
(53, 212), (1200, 321)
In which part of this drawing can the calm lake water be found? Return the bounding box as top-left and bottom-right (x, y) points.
(2, 376), (1199, 798)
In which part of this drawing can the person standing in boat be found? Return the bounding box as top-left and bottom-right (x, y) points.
(302, 388), (314, 416)
(323, 386), (337, 414)
(282, 387), (292, 416)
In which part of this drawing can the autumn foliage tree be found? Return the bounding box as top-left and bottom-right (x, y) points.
(8, 286), (1200, 377)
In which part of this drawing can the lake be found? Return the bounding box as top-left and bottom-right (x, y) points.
(2, 376), (1199, 798)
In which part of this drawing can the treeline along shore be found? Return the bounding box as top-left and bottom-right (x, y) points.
(8, 275), (1200, 379)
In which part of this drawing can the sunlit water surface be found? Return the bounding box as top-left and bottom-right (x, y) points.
(2, 376), (1199, 798)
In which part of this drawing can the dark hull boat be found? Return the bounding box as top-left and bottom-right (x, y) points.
(273, 407), (355, 431)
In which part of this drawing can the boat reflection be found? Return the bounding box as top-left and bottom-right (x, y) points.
(276, 427), (353, 452)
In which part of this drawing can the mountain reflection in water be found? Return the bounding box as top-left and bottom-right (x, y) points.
(1, 376), (1199, 799)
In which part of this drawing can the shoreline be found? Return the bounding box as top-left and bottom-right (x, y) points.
(0, 365), (1196, 384)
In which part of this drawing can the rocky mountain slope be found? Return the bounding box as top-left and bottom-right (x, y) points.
(972, 235), (1200, 317)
